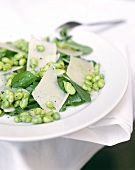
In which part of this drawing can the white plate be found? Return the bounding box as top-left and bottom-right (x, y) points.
(0, 26), (129, 141)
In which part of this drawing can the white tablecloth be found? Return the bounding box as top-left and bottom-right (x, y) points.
(0, 0), (134, 170)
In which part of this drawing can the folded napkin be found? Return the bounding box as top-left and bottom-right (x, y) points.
(64, 43), (133, 146)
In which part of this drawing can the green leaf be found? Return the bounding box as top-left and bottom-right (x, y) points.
(65, 41), (93, 54)
(26, 82), (38, 94)
(11, 71), (39, 88)
(70, 79), (91, 102)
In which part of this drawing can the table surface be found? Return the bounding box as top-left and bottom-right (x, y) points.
(82, 121), (135, 170)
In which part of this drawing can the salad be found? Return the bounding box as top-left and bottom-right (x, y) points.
(0, 28), (105, 125)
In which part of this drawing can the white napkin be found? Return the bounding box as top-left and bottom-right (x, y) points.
(64, 43), (133, 146)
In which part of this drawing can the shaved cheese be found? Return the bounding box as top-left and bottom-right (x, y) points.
(0, 42), (22, 53)
(32, 65), (68, 111)
(0, 75), (6, 87)
(58, 48), (83, 56)
(67, 57), (94, 86)
(0, 66), (23, 75)
(27, 36), (57, 71)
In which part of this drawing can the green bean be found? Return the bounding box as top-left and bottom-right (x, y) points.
(19, 58), (26, 66)
(43, 115), (53, 123)
(53, 112), (60, 120)
(30, 58), (38, 68)
(64, 81), (76, 95)
(20, 98), (28, 109)
(46, 101), (54, 109)
(36, 45), (45, 52)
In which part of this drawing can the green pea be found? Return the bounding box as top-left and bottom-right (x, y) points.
(95, 75), (100, 81)
(94, 63), (100, 70)
(85, 75), (93, 81)
(3, 63), (12, 71)
(82, 83), (88, 91)
(2, 57), (13, 65)
(14, 53), (24, 60)
(100, 74), (104, 79)
(21, 115), (32, 123)
(14, 100), (20, 107)
(13, 60), (19, 66)
(23, 92), (30, 98)
(43, 115), (53, 123)
(8, 93), (15, 103)
(46, 101), (54, 109)
(20, 112), (30, 116)
(40, 109), (46, 115)
(93, 83), (99, 91)
(36, 45), (45, 52)
(40, 64), (49, 72)
(94, 69), (100, 76)
(30, 57), (38, 68)
(64, 81), (76, 95)
(2, 100), (10, 108)
(98, 79), (105, 88)
(0, 61), (4, 70)
(84, 80), (92, 86)
(34, 108), (42, 115)
(14, 116), (22, 123)
(32, 116), (43, 124)
(56, 69), (66, 77)
(47, 111), (54, 117)
(14, 39), (28, 53)
(87, 86), (92, 92)
(6, 78), (12, 87)
(54, 61), (64, 69)
(30, 70), (40, 77)
(19, 58), (26, 66)
(20, 98), (28, 109)
(53, 112), (60, 120)
(15, 91), (24, 100)
(6, 74), (16, 81)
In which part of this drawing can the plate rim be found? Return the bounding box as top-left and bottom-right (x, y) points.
(0, 27), (129, 141)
